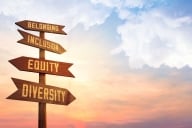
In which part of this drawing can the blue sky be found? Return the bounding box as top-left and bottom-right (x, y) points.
(0, 0), (192, 128)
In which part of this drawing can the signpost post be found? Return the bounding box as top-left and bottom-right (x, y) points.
(7, 20), (75, 128)
(39, 31), (46, 128)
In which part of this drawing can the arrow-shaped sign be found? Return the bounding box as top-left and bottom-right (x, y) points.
(9, 56), (74, 77)
(17, 29), (65, 54)
(15, 20), (67, 35)
(7, 78), (76, 105)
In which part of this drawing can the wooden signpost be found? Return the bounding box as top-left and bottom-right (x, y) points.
(7, 20), (75, 128)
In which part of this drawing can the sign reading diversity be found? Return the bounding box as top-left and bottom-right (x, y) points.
(7, 78), (75, 105)
(7, 20), (75, 128)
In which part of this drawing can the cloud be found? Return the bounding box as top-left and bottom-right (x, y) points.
(124, 0), (146, 8)
(90, 0), (164, 9)
(90, 0), (192, 69)
(0, 0), (111, 30)
(113, 10), (192, 68)
(91, 0), (122, 8)
(89, 0), (192, 69)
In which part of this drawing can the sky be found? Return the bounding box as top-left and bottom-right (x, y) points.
(0, 0), (192, 128)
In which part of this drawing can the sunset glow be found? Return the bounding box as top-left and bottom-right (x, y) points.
(1, 0), (192, 128)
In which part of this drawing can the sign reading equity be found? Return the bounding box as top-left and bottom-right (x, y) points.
(7, 78), (76, 105)
(9, 56), (74, 77)
(15, 20), (67, 35)
(18, 30), (65, 54)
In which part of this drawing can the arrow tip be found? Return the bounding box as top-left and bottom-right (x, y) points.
(15, 20), (26, 28)
(9, 59), (14, 66)
(15, 21), (20, 26)
(66, 92), (76, 105)
(9, 57), (25, 70)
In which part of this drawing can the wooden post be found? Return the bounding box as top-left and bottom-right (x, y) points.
(38, 31), (46, 128)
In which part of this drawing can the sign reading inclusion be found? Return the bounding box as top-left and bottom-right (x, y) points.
(18, 30), (65, 54)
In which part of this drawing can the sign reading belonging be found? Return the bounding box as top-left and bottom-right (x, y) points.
(15, 20), (67, 35)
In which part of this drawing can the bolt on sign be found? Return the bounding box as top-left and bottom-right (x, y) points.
(7, 20), (75, 128)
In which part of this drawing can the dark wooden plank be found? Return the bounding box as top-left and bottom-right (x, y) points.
(9, 56), (74, 77)
(15, 20), (67, 35)
(17, 29), (65, 54)
(7, 78), (76, 105)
